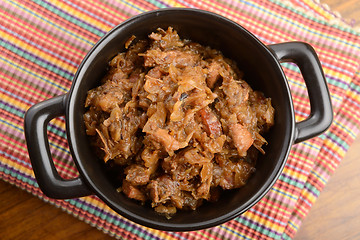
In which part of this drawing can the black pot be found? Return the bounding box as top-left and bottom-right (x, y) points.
(24, 8), (333, 231)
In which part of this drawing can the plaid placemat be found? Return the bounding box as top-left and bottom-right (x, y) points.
(1, 0), (359, 239)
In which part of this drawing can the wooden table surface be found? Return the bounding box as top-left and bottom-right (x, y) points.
(1, 1), (360, 239)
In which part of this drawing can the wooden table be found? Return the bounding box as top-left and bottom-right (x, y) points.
(1, 1), (359, 239)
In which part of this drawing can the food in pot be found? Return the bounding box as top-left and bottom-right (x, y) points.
(84, 27), (275, 216)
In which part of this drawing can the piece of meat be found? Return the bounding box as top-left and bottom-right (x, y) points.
(213, 160), (255, 190)
(224, 161), (255, 189)
(122, 180), (146, 202)
(85, 83), (125, 112)
(229, 123), (254, 157)
(221, 78), (249, 111)
(206, 60), (223, 88)
(125, 165), (150, 185)
(198, 107), (222, 138)
(147, 175), (180, 204)
(141, 148), (159, 171)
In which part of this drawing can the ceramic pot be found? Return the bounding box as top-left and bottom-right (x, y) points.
(24, 8), (333, 231)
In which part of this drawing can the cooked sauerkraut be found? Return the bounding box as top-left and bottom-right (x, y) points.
(84, 27), (274, 216)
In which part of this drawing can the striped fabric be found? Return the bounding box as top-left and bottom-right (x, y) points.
(1, 0), (359, 239)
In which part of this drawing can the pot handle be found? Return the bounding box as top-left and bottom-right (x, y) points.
(269, 42), (333, 143)
(24, 94), (92, 199)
